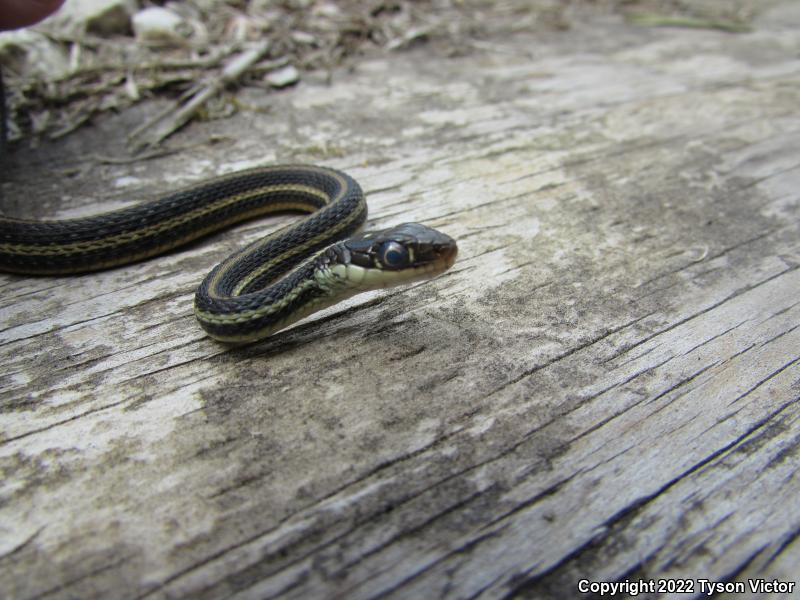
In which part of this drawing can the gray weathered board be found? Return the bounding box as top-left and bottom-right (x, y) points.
(1, 4), (799, 600)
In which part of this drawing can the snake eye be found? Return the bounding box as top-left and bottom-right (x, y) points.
(379, 241), (410, 269)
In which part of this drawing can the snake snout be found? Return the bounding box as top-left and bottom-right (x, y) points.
(436, 240), (458, 269)
(401, 223), (457, 270)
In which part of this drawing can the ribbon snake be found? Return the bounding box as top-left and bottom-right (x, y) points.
(0, 165), (458, 342)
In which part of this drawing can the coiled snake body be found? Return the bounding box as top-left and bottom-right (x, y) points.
(0, 165), (457, 342)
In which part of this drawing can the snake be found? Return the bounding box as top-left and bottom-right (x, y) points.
(0, 165), (457, 342)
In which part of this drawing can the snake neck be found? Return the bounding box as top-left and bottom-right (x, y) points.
(260, 242), (364, 333)
(194, 243), (358, 343)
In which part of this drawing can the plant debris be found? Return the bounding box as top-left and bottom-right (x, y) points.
(627, 13), (752, 33)
(0, 0), (758, 150)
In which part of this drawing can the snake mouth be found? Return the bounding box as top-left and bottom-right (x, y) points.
(393, 232), (458, 285)
(332, 223), (458, 290)
(426, 237), (458, 275)
(393, 223), (457, 280)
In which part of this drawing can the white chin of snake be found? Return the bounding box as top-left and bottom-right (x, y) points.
(330, 258), (453, 290)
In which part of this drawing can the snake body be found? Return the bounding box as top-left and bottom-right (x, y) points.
(0, 165), (457, 342)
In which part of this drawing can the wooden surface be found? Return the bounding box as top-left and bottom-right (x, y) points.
(2, 3), (799, 599)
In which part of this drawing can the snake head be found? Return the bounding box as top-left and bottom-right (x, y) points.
(336, 222), (457, 288)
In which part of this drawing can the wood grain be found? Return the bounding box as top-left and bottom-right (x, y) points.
(1, 3), (799, 598)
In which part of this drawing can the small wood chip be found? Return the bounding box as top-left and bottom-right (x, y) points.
(266, 65), (300, 88)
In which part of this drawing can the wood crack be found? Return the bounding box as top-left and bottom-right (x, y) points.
(728, 356), (800, 406)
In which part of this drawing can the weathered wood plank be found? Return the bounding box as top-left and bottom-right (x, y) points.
(1, 3), (799, 599)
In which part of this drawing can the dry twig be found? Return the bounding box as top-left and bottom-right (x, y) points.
(128, 40), (271, 150)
